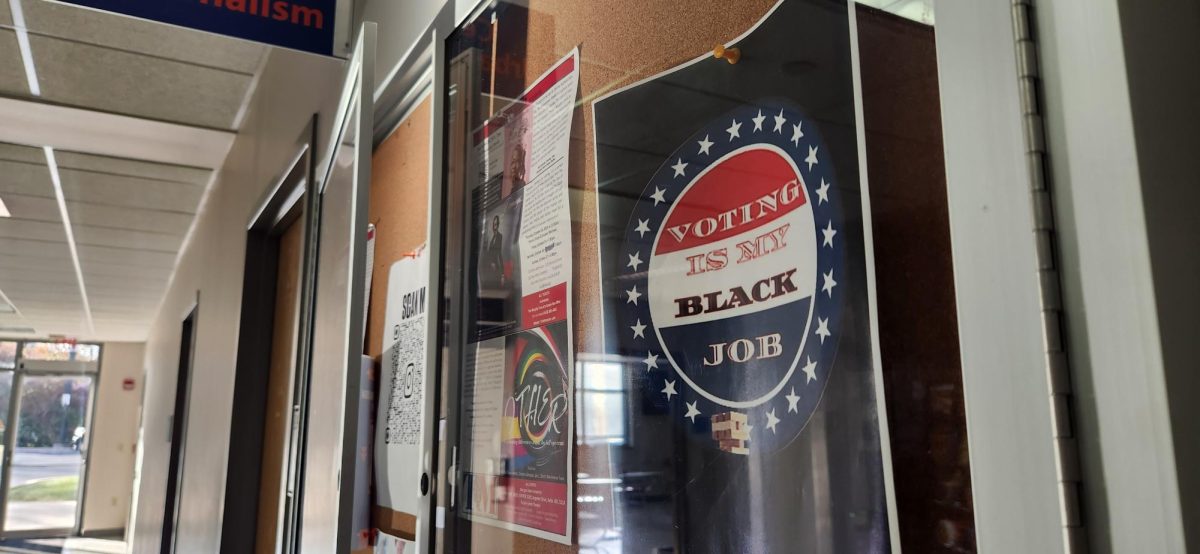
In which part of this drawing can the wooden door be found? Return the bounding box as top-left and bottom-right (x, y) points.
(255, 215), (304, 554)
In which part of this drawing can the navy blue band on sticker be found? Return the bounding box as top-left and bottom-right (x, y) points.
(616, 101), (845, 453)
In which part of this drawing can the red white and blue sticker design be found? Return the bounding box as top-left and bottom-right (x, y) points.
(618, 101), (843, 452)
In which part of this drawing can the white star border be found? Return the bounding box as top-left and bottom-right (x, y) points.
(617, 103), (846, 448)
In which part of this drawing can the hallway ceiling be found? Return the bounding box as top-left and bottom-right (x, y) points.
(0, 0), (267, 341)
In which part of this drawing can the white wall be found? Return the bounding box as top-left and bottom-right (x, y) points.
(126, 0), (456, 549)
(1116, 0), (1200, 547)
(128, 47), (344, 553)
(362, 0), (446, 93)
(80, 341), (144, 533)
(1035, 0), (1197, 551)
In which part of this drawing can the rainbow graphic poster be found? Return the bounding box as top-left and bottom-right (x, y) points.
(458, 50), (577, 545)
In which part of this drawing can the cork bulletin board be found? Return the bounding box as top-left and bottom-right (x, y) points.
(367, 95), (432, 544)
(366, 97), (433, 361)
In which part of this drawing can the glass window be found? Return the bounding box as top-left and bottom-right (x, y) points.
(5, 374), (93, 532)
(0, 342), (15, 369)
(20, 342), (101, 362)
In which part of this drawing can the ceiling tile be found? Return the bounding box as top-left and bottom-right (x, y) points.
(0, 284), (78, 302)
(88, 327), (148, 341)
(91, 317), (150, 326)
(0, 159), (53, 198)
(91, 303), (162, 316)
(0, 314), (34, 327)
(0, 290), (75, 316)
(0, 237), (71, 260)
(77, 244), (176, 269)
(90, 304), (159, 317)
(15, 309), (81, 319)
(30, 35), (254, 129)
(94, 309), (162, 321)
(100, 321), (157, 330)
(0, 194), (61, 223)
(0, 282), (72, 302)
(91, 321), (153, 334)
(85, 288), (163, 301)
(0, 266), (75, 286)
(87, 286), (164, 301)
(72, 225), (182, 253)
(59, 169), (204, 213)
(17, 318), (85, 332)
(0, 1), (11, 26)
(82, 271), (169, 289)
(67, 201), (193, 234)
(79, 260), (172, 279)
(0, 253), (73, 272)
(89, 280), (165, 295)
(53, 150), (211, 186)
(0, 30), (28, 97)
(1, 286), (82, 304)
(15, 320), (84, 332)
(22, 0), (265, 74)
(93, 311), (155, 321)
(0, 217), (64, 244)
(0, 143), (45, 164)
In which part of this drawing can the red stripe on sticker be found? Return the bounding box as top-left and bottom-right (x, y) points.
(656, 148), (807, 255)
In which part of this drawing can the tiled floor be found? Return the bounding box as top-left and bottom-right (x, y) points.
(61, 538), (124, 554)
(0, 537), (125, 553)
(3, 502), (78, 534)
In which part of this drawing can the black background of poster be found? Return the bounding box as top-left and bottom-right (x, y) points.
(594, 0), (889, 552)
(468, 175), (524, 341)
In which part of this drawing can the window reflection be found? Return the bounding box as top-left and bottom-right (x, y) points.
(576, 361), (629, 446)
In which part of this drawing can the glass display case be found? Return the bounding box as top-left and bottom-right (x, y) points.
(426, 0), (975, 551)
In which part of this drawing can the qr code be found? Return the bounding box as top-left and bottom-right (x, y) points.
(384, 318), (424, 445)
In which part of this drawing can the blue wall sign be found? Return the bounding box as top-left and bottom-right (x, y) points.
(55, 0), (339, 56)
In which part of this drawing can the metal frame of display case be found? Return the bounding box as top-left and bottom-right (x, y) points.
(371, 6), (455, 552)
(935, 0), (1085, 550)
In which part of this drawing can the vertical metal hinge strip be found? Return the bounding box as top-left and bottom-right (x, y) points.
(1011, 1), (1089, 551)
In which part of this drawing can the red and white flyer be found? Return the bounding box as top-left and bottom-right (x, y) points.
(459, 49), (578, 544)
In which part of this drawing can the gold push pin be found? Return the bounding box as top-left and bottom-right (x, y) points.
(713, 44), (740, 64)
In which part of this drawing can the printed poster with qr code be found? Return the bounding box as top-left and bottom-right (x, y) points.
(374, 247), (430, 515)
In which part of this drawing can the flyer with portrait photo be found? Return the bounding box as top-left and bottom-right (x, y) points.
(458, 49), (578, 544)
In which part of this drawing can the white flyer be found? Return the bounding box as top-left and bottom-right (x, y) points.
(459, 49), (579, 544)
(374, 530), (415, 553)
(374, 247), (430, 515)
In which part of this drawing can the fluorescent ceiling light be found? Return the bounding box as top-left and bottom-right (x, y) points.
(0, 195), (9, 218)
(44, 147), (94, 335)
(0, 287), (21, 317)
(8, 0), (42, 96)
